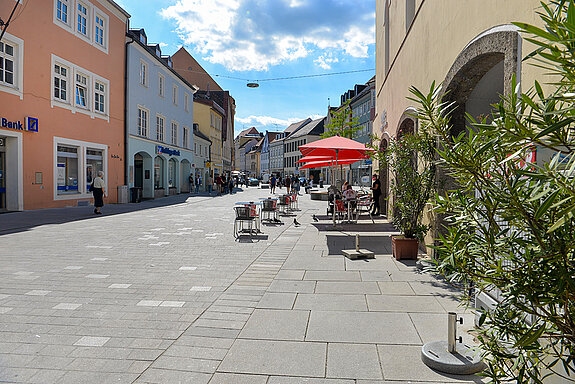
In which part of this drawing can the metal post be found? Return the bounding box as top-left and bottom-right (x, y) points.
(447, 312), (457, 353)
(355, 234), (360, 251)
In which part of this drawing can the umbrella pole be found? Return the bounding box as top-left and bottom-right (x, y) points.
(333, 150), (338, 227)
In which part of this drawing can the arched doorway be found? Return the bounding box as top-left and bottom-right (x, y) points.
(181, 160), (191, 193)
(437, 26), (520, 311)
(154, 156), (165, 198)
(168, 158), (178, 195)
(134, 151), (153, 199)
(378, 134), (390, 216)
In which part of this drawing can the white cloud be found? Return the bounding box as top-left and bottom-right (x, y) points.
(236, 115), (303, 128)
(161, 0), (374, 72)
(314, 55), (339, 70)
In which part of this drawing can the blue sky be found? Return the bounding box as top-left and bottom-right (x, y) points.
(115, 0), (375, 136)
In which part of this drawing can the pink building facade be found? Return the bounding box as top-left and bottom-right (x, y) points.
(0, 0), (129, 211)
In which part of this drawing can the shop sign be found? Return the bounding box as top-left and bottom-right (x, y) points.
(155, 145), (180, 156)
(0, 116), (39, 132)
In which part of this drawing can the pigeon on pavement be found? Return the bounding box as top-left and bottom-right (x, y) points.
(312, 214), (319, 222)
(293, 218), (301, 226)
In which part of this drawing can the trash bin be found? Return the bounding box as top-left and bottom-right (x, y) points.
(117, 185), (128, 204)
(130, 187), (142, 203)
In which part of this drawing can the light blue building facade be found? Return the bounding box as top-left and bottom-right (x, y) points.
(125, 29), (198, 199)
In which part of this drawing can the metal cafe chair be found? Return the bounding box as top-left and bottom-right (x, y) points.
(261, 198), (279, 222)
(234, 205), (258, 238)
(278, 195), (290, 215)
(355, 195), (374, 223)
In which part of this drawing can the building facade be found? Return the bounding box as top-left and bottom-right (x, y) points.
(193, 95), (225, 178)
(193, 124), (211, 191)
(375, 0), (543, 215)
(269, 133), (286, 178)
(349, 77), (375, 186)
(171, 48), (235, 176)
(283, 118), (325, 178)
(259, 131), (279, 179)
(0, 0), (129, 211)
(125, 29), (197, 200)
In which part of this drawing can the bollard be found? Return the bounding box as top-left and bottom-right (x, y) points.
(355, 234), (360, 252)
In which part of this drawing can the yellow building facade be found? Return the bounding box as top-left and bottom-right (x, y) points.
(194, 99), (224, 177)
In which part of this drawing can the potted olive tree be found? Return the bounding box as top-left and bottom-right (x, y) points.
(387, 128), (436, 260)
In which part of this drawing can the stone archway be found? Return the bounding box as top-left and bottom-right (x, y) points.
(378, 132), (391, 216)
(441, 25), (520, 137)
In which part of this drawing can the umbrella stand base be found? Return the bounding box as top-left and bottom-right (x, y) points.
(342, 249), (375, 260)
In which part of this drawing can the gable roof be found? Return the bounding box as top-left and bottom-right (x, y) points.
(285, 118), (312, 136)
(172, 47), (223, 92)
(289, 117), (326, 139)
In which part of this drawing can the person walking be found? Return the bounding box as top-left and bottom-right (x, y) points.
(285, 175), (291, 194)
(92, 171), (106, 214)
(371, 174), (381, 216)
(228, 176), (235, 194)
(188, 173), (194, 194)
(207, 174), (213, 195)
(293, 177), (300, 195)
(270, 174), (276, 194)
(195, 175), (201, 194)
(215, 175), (223, 196)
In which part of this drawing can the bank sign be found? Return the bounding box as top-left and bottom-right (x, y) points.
(0, 116), (39, 132)
(156, 145), (180, 156)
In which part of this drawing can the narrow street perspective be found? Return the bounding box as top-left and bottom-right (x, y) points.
(0, 187), (479, 383)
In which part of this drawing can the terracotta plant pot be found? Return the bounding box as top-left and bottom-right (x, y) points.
(392, 235), (419, 260)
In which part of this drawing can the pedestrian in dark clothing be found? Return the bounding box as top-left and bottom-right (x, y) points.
(285, 176), (291, 194)
(92, 171), (106, 214)
(371, 174), (381, 216)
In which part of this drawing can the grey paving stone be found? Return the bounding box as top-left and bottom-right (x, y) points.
(256, 292), (297, 309)
(135, 368), (211, 384)
(275, 270), (305, 280)
(73, 336), (110, 347)
(268, 377), (354, 384)
(294, 294), (368, 311)
(359, 271), (393, 282)
(209, 372), (269, 384)
(377, 344), (485, 383)
(366, 295), (445, 313)
(304, 271), (362, 281)
(28, 369), (67, 383)
(377, 281), (416, 295)
(316, 282), (381, 294)
(282, 256), (345, 271)
(409, 280), (463, 296)
(239, 309), (310, 341)
(175, 336), (235, 349)
(163, 344), (228, 360)
(326, 343), (383, 380)
(344, 257), (400, 271)
(218, 339), (327, 377)
(306, 311), (421, 344)
(268, 280), (316, 293)
(151, 355), (220, 373)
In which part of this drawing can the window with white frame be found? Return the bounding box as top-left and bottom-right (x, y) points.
(0, 41), (16, 87)
(172, 85), (178, 105)
(156, 115), (165, 142)
(140, 60), (148, 86)
(75, 73), (88, 108)
(94, 81), (105, 113)
(158, 74), (165, 97)
(53, 64), (69, 102)
(95, 14), (105, 47)
(56, 0), (69, 24)
(138, 107), (149, 137)
(184, 93), (189, 112)
(171, 121), (178, 145)
(56, 145), (79, 195)
(183, 126), (190, 148)
(76, 2), (89, 37)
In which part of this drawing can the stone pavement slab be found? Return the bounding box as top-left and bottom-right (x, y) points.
(217, 339), (327, 377)
(239, 309), (309, 341)
(306, 311), (422, 344)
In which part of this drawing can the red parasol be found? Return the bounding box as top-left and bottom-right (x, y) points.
(299, 136), (373, 158)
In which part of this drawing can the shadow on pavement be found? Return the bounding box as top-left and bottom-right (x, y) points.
(0, 194), (212, 236)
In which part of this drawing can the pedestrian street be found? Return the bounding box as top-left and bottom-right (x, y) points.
(0, 187), (485, 383)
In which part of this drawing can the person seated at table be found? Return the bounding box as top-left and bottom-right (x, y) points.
(342, 184), (358, 209)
